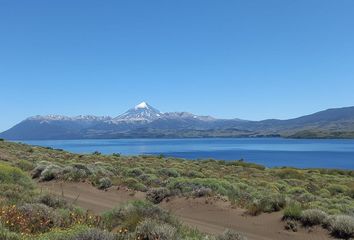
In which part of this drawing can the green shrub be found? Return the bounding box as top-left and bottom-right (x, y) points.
(247, 194), (285, 215)
(0, 184), (34, 204)
(135, 219), (177, 240)
(37, 193), (69, 209)
(327, 184), (349, 195)
(330, 215), (354, 239)
(123, 178), (147, 192)
(138, 174), (159, 186)
(183, 170), (205, 178)
(128, 168), (144, 177)
(283, 202), (302, 220)
(40, 164), (63, 181)
(168, 178), (234, 196)
(216, 229), (247, 240)
(31, 164), (47, 179)
(318, 189), (331, 198)
(146, 188), (170, 204)
(16, 160), (34, 171)
(98, 177), (112, 190)
(87, 162), (114, 176)
(102, 201), (178, 231)
(260, 194), (286, 213)
(300, 209), (328, 226)
(0, 163), (34, 189)
(158, 168), (180, 178)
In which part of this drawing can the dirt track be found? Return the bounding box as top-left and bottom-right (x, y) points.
(39, 182), (332, 240)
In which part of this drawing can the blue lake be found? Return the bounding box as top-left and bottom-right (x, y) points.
(18, 138), (354, 169)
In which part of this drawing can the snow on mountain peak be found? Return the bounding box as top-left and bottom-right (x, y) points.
(135, 102), (149, 109)
(27, 115), (112, 122)
(114, 102), (162, 122)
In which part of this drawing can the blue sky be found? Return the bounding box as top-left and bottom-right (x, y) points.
(1, 0), (354, 131)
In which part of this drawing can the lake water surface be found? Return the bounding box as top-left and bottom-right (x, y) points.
(19, 138), (354, 169)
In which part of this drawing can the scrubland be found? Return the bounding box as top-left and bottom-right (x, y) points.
(0, 140), (353, 239)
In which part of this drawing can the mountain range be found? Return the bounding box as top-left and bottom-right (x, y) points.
(1, 102), (354, 140)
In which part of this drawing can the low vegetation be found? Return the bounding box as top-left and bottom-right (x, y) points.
(0, 141), (250, 239)
(1, 141), (354, 238)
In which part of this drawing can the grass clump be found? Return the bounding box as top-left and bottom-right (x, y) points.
(283, 202), (302, 220)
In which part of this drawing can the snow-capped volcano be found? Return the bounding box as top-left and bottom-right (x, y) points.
(2, 101), (353, 140)
(114, 102), (162, 122)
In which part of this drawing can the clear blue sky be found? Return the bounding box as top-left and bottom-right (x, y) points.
(1, 0), (354, 131)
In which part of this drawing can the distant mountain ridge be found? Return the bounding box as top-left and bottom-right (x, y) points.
(1, 102), (354, 140)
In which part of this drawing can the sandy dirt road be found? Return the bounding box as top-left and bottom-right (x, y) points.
(39, 182), (332, 240)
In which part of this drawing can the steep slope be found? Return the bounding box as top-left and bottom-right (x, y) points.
(113, 102), (162, 122)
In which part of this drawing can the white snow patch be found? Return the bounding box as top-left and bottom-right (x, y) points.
(135, 102), (149, 109)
